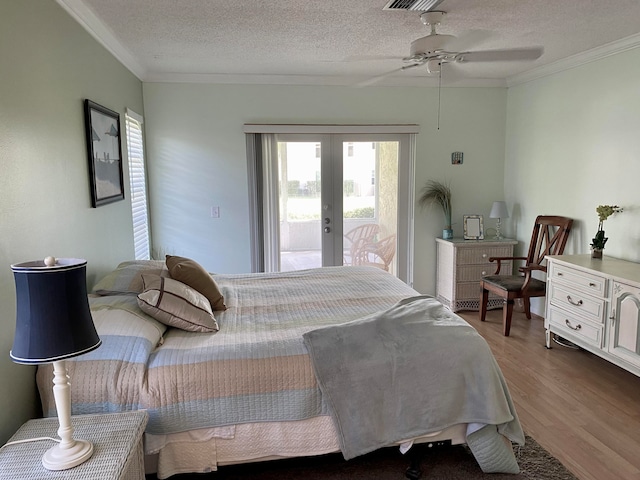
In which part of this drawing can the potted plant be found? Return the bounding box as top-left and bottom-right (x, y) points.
(590, 205), (623, 258)
(419, 180), (453, 239)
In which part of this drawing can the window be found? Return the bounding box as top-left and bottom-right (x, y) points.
(125, 109), (150, 260)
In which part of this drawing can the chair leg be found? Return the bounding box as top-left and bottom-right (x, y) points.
(479, 287), (489, 322)
(502, 299), (515, 336)
(523, 297), (532, 319)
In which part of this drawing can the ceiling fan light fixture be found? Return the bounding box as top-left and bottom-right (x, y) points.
(426, 58), (442, 74)
(383, 0), (445, 11)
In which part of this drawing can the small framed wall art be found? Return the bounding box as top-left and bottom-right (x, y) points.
(463, 215), (484, 240)
(84, 99), (125, 207)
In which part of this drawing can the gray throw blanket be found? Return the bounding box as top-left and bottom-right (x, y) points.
(303, 296), (524, 471)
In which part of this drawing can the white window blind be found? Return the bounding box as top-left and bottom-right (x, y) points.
(125, 109), (150, 260)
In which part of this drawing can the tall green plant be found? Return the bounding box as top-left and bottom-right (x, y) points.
(418, 180), (452, 229)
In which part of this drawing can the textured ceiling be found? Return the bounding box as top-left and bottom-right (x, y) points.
(60, 0), (640, 86)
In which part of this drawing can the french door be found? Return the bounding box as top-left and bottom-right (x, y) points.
(246, 126), (417, 284)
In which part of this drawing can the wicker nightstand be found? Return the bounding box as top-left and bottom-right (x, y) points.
(0, 411), (147, 480)
(436, 237), (518, 312)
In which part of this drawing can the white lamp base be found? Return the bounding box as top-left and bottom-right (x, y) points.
(44, 360), (94, 470)
(42, 439), (94, 470)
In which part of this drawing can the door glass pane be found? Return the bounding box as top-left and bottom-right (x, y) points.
(343, 142), (398, 276)
(278, 141), (322, 271)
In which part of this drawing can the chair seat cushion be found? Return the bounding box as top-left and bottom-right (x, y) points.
(481, 275), (546, 294)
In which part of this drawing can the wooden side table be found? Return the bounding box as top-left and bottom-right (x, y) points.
(0, 411), (147, 480)
(436, 237), (518, 312)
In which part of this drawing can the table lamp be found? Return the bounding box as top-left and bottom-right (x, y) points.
(10, 257), (101, 470)
(489, 201), (509, 240)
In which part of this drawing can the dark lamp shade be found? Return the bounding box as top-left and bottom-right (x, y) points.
(10, 258), (101, 365)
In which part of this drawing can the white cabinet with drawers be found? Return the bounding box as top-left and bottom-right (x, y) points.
(546, 254), (640, 377)
(436, 237), (518, 312)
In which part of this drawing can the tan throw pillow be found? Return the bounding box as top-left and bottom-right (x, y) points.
(137, 274), (219, 333)
(165, 255), (227, 311)
(93, 260), (169, 296)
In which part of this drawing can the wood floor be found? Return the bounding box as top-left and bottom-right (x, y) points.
(458, 308), (640, 480)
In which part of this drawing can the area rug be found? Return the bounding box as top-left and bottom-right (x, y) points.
(148, 435), (577, 480)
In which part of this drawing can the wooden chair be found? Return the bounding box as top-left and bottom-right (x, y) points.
(352, 234), (397, 272)
(479, 215), (573, 336)
(343, 224), (380, 265)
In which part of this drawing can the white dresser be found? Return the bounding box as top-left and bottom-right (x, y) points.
(436, 237), (518, 312)
(545, 254), (640, 377)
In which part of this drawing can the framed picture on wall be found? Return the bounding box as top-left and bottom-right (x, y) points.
(463, 215), (484, 240)
(84, 99), (125, 207)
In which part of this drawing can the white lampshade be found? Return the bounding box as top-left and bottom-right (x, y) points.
(489, 201), (509, 219)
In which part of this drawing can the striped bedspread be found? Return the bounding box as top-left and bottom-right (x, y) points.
(37, 266), (418, 435)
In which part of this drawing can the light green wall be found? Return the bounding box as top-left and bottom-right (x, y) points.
(142, 83), (507, 293)
(0, 1), (143, 443)
(505, 48), (640, 314)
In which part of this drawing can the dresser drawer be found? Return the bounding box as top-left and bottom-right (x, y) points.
(547, 305), (603, 348)
(457, 263), (513, 282)
(549, 263), (607, 298)
(549, 283), (606, 323)
(456, 246), (514, 266)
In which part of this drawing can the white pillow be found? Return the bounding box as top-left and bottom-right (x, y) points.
(137, 274), (219, 333)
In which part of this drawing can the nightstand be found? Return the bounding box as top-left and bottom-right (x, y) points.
(0, 411), (147, 480)
(436, 237), (518, 312)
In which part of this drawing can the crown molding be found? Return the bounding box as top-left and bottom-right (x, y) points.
(507, 32), (640, 87)
(56, 0), (145, 80)
(143, 71), (505, 87)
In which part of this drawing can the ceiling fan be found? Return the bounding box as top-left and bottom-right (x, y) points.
(361, 11), (544, 85)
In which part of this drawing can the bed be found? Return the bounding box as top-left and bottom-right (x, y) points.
(36, 259), (524, 478)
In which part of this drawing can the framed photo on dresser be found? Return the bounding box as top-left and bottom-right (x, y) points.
(463, 215), (484, 240)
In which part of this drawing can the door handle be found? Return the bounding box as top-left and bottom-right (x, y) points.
(324, 227), (331, 233)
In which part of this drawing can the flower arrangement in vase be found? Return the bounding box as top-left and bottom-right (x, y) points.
(590, 205), (623, 258)
(418, 180), (453, 239)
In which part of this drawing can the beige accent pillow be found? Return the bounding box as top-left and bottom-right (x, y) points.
(93, 260), (169, 296)
(137, 274), (219, 333)
(165, 255), (227, 311)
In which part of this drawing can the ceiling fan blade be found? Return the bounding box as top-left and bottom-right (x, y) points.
(445, 29), (493, 53)
(353, 63), (421, 87)
(454, 47), (544, 63)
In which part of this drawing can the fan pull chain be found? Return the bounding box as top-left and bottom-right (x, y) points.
(437, 61), (442, 130)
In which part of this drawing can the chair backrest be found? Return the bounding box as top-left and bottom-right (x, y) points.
(373, 234), (397, 270)
(344, 223), (380, 245)
(352, 234), (397, 271)
(525, 216), (573, 271)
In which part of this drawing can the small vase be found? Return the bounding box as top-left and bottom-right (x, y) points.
(591, 248), (603, 259)
(443, 228), (453, 240)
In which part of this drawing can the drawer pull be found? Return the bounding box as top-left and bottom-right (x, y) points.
(557, 272), (563, 276)
(482, 253), (487, 258)
(565, 319), (582, 331)
(566, 295), (583, 306)
(589, 282), (596, 287)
